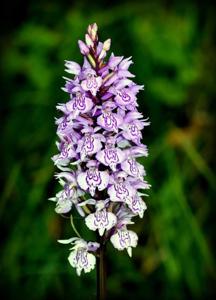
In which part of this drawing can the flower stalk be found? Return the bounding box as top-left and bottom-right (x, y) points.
(97, 235), (106, 300)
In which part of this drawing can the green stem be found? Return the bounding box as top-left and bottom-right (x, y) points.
(97, 236), (106, 300)
(70, 215), (81, 238)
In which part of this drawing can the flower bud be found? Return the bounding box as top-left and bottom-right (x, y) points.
(78, 40), (89, 55)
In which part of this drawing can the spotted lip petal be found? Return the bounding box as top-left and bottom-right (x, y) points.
(108, 181), (136, 203)
(68, 248), (96, 276)
(97, 111), (123, 132)
(81, 73), (102, 96)
(85, 209), (117, 236)
(115, 89), (136, 107)
(110, 229), (138, 257)
(108, 87), (137, 109)
(65, 94), (94, 115)
(96, 148), (125, 171)
(54, 187), (74, 213)
(51, 173), (86, 216)
(121, 157), (145, 178)
(126, 195), (147, 218)
(77, 133), (103, 161)
(52, 141), (77, 168)
(77, 168), (109, 196)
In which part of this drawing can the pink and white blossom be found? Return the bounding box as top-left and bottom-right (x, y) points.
(50, 23), (150, 275)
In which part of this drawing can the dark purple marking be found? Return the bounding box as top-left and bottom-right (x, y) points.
(86, 169), (102, 186)
(104, 113), (117, 130)
(114, 183), (129, 200)
(104, 149), (119, 165)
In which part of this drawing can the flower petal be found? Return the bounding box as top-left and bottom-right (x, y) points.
(81, 75), (102, 96)
(98, 171), (110, 191)
(121, 157), (145, 178)
(68, 249), (96, 276)
(108, 182), (135, 202)
(110, 229), (138, 256)
(97, 112), (123, 132)
(96, 148), (125, 171)
(85, 209), (117, 235)
(55, 199), (72, 214)
(65, 61), (81, 75)
(126, 195), (147, 218)
(77, 172), (89, 191)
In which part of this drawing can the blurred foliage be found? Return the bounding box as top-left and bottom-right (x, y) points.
(0, 1), (215, 299)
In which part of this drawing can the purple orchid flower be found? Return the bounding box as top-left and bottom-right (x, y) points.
(85, 200), (117, 236)
(76, 126), (105, 161)
(50, 23), (150, 277)
(77, 160), (109, 196)
(58, 238), (99, 276)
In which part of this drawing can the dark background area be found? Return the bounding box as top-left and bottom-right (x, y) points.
(0, 0), (215, 299)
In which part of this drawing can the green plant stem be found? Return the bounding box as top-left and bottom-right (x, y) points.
(97, 236), (106, 300)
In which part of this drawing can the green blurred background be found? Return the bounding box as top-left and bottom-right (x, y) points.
(1, 0), (215, 299)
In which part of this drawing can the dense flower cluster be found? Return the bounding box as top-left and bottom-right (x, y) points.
(50, 23), (150, 276)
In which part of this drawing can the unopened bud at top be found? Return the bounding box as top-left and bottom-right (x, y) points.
(88, 23), (98, 42)
(98, 39), (111, 61)
(78, 40), (89, 55)
(85, 34), (94, 48)
(103, 39), (111, 51)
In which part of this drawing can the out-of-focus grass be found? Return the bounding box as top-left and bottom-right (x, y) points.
(1, 1), (215, 299)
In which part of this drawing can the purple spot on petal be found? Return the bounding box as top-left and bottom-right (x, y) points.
(131, 197), (140, 213)
(61, 145), (68, 158)
(128, 158), (138, 175)
(86, 169), (102, 187)
(114, 183), (129, 200)
(129, 124), (139, 137)
(94, 210), (109, 227)
(74, 92), (86, 111)
(83, 134), (94, 153)
(86, 74), (98, 89)
(64, 184), (73, 198)
(119, 91), (131, 103)
(104, 113), (117, 130)
(76, 249), (88, 267)
(104, 149), (119, 165)
(118, 231), (130, 247)
(60, 118), (68, 130)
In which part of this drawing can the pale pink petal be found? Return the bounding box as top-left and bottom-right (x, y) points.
(68, 249), (96, 276)
(80, 135), (103, 160)
(121, 157), (145, 178)
(115, 89), (136, 107)
(118, 70), (135, 78)
(65, 61), (81, 75)
(97, 112), (123, 132)
(96, 148), (125, 171)
(98, 171), (109, 191)
(108, 54), (123, 69)
(85, 213), (97, 231)
(119, 57), (133, 70)
(115, 79), (133, 89)
(108, 182), (135, 202)
(77, 172), (88, 191)
(85, 209), (117, 236)
(126, 195), (147, 218)
(110, 229), (138, 257)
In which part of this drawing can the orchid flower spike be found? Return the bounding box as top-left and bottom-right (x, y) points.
(50, 23), (150, 275)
